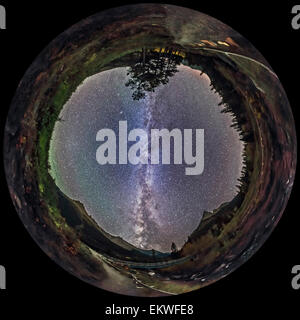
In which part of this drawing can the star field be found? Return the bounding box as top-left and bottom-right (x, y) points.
(49, 65), (244, 252)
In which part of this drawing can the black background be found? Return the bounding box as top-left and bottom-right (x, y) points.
(0, 0), (299, 316)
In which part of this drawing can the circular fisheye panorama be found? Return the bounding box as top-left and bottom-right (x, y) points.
(4, 4), (296, 296)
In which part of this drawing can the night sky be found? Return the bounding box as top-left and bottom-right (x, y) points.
(49, 65), (244, 252)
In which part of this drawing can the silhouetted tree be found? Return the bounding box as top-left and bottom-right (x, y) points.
(125, 48), (184, 100)
(171, 242), (178, 254)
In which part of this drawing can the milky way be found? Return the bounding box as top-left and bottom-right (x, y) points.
(49, 65), (244, 252)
